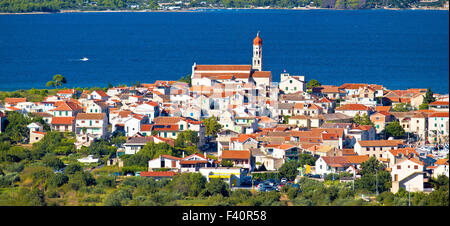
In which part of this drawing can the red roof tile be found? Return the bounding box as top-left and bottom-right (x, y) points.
(140, 171), (177, 177)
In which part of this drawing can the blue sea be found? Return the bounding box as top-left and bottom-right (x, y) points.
(0, 9), (448, 94)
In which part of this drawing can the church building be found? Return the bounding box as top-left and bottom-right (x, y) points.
(191, 32), (272, 87)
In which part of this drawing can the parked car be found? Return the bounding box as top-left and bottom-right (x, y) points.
(258, 183), (276, 192)
(280, 178), (288, 184)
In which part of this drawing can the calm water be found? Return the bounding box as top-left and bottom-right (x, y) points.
(0, 10), (448, 93)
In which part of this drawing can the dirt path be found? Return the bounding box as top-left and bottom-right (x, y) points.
(280, 193), (293, 206)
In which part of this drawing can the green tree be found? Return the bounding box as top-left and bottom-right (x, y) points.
(423, 88), (436, 105)
(203, 116), (223, 138)
(167, 173), (206, 197)
(384, 120), (405, 139)
(307, 79), (321, 90)
(202, 178), (230, 197)
(178, 74), (192, 86)
(279, 160), (299, 181)
(392, 103), (412, 112)
(42, 154), (65, 170)
(220, 160), (234, 167)
(46, 74), (67, 89)
(4, 111), (31, 143)
(419, 103), (429, 110)
(354, 113), (373, 126)
(298, 153), (317, 166)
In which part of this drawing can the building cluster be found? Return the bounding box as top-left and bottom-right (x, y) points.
(0, 33), (448, 192)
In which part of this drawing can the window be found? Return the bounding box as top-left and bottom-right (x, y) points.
(414, 165), (418, 170)
(290, 80), (292, 84)
(397, 165), (401, 169)
(96, 121), (99, 124)
(65, 111), (68, 116)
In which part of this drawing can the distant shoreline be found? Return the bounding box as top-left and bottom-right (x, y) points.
(1, 7), (449, 15)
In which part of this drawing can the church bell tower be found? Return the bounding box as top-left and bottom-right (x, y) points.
(252, 32), (262, 71)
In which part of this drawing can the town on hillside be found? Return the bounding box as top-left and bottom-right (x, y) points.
(0, 33), (448, 204)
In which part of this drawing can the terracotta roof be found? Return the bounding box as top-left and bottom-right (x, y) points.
(140, 171), (177, 177)
(313, 85), (341, 93)
(344, 155), (370, 164)
(321, 133), (340, 140)
(32, 131), (47, 135)
(429, 112), (449, 118)
(140, 124), (152, 132)
(321, 156), (350, 167)
(4, 97), (27, 103)
(153, 116), (183, 124)
(221, 150), (251, 160)
(339, 83), (367, 90)
(388, 148), (419, 157)
(57, 89), (76, 94)
(51, 117), (75, 125)
(194, 65), (252, 71)
(429, 101), (448, 106)
(126, 136), (154, 144)
(180, 160), (208, 165)
(336, 104), (370, 111)
(435, 159), (449, 165)
(93, 90), (109, 98)
(253, 33), (262, 45)
(76, 113), (106, 120)
(358, 140), (404, 147)
(252, 71), (271, 78)
(152, 124), (179, 131)
(375, 106), (391, 112)
(118, 111), (133, 118)
(160, 154), (182, 160)
(53, 101), (83, 111)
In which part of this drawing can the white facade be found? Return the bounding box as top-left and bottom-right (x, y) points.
(391, 159), (424, 193)
(279, 74), (306, 94)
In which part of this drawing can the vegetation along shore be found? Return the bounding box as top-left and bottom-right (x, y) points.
(0, 0), (448, 14)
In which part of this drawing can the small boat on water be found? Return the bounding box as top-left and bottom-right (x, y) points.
(80, 57), (89, 61)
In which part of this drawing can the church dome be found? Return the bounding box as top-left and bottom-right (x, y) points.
(253, 33), (262, 46)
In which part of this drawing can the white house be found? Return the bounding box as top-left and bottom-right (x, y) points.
(427, 112), (449, 144)
(278, 73), (306, 93)
(433, 158), (449, 178)
(391, 158), (425, 193)
(75, 113), (108, 139)
(335, 104), (371, 117)
(148, 154), (181, 171)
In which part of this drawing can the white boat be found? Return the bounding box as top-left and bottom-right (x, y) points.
(80, 57), (89, 61)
